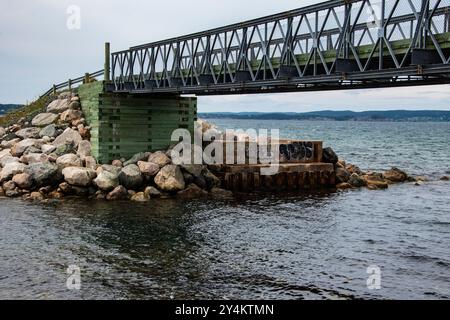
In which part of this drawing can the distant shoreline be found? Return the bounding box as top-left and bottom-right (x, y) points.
(199, 110), (450, 122)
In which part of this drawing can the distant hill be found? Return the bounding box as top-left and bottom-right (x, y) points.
(199, 110), (450, 122)
(0, 104), (23, 115)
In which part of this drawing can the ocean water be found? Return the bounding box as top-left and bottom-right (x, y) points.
(0, 120), (449, 300)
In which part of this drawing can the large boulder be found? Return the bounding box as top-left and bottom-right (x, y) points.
(93, 171), (119, 191)
(148, 151), (171, 168)
(62, 167), (96, 187)
(84, 156), (97, 170)
(144, 186), (161, 198)
(31, 113), (58, 127)
(100, 165), (122, 176)
(181, 164), (205, 178)
(210, 187), (233, 199)
(137, 161), (160, 177)
(0, 162), (27, 182)
(322, 147), (339, 164)
(335, 167), (351, 184)
(25, 163), (59, 187)
(154, 165), (185, 192)
(46, 99), (70, 113)
(348, 173), (367, 188)
(123, 152), (150, 166)
(77, 140), (91, 158)
(12, 173), (33, 189)
(177, 184), (208, 199)
(56, 154), (82, 170)
(52, 128), (82, 148)
(119, 164), (143, 190)
(60, 109), (83, 123)
(39, 124), (57, 138)
(15, 127), (40, 139)
(131, 192), (149, 202)
(11, 139), (39, 157)
(106, 185), (128, 201)
(382, 167), (409, 183)
(202, 168), (221, 190)
(54, 142), (76, 156)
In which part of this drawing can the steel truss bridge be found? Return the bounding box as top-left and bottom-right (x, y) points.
(108, 0), (450, 95)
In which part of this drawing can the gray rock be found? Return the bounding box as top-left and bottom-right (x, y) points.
(322, 147), (339, 164)
(382, 167), (409, 183)
(119, 164), (144, 190)
(0, 162), (27, 182)
(69, 101), (81, 110)
(100, 165), (122, 176)
(94, 171), (119, 191)
(25, 163), (59, 187)
(0, 126), (5, 138)
(0, 149), (12, 161)
(20, 153), (49, 165)
(31, 113), (58, 127)
(11, 139), (39, 157)
(15, 127), (40, 139)
(137, 161), (160, 177)
(154, 165), (185, 192)
(12, 173), (33, 189)
(148, 151), (171, 168)
(54, 142), (76, 156)
(123, 152), (150, 166)
(84, 156), (97, 170)
(348, 173), (367, 188)
(77, 140), (91, 158)
(210, 187), (233, 199)
(46, 99), (70, 113)
(41, 144), (57, 154)
(335, 167), (351, 184)
(202, 168), (221, 190)
(0, 156), (20, 167)
(56, 154), (82, 170)
(177, 184), (208, 199)
(23, 145), (42, 155)
(39, 124), (57, 138)
(52, 128), (82, 148)
(181, 164), (206, 178)
(144, 186), (161, 198)
(106, 185), (128, 201)
(62, 167), (96, 187)
(1, 138), (21, 149)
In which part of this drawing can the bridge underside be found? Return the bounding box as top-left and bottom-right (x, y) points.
(108, 0), (450, 96)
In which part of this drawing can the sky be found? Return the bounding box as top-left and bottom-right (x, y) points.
(1, 0), (449, 112)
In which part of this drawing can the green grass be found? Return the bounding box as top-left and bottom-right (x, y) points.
(0, 95), (55, 128)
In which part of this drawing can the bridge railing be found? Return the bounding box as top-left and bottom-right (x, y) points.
(40, 69), (104, 98)
(110, 0), (450, 94)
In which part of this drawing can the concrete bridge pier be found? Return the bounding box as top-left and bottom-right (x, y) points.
(78, 81), (197, 164)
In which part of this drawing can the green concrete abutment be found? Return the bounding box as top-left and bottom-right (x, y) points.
(78, 82), (197, 164)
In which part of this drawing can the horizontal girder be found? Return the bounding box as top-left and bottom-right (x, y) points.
(110, 0), (450, 95)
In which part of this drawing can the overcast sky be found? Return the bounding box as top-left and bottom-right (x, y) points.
(1, 0), (449, 112)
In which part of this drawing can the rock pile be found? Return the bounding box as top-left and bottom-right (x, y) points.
(0, 93), (231, 202)
(321, 147), (419, 191)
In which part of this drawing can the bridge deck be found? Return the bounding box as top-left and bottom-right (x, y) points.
(108, 0), (450, 95)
